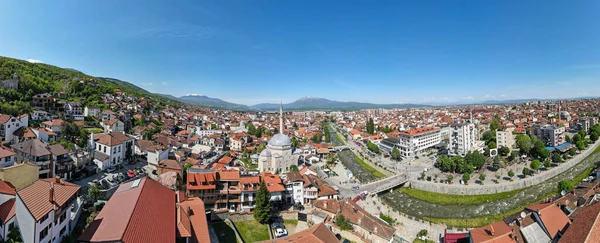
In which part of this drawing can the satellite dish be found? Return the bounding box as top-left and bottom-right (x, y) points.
(520, 212), (526, 219)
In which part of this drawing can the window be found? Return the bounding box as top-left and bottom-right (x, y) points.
(8, 222), (14, 230)
(39, 213), (49, 223)
(39, 226), (49, 240)
(60, 225), (67, 236)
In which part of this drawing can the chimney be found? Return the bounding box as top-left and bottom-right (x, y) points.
(55, 176), (61, 184)
(49, 182), (55, 203)
(490, 224), (495, 236)
(324, 202), (327, 209)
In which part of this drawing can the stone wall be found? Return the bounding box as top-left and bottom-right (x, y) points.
(410, 141), (600, 195)
(329, 224), (367, 243)
(211, 210), (231, 221)
(281, 210), (299, 220)
(228, 212), (256, 222)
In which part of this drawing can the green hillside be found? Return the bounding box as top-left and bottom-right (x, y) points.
(0, 56), (181, 116)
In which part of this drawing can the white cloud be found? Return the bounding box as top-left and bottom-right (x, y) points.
(140, 83), (153, 86)
(26, 59), (43, 63)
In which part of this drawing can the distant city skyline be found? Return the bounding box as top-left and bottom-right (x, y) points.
(1, 1), (599, 105)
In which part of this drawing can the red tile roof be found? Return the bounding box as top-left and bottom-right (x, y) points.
(261, 172), (285, 192)
(219, 171), (240, 181)
(17, 178), (80, 221)
(559, 202), (600, 243)
(0, 146), (16, 159)
(0, 180), (16, 195)
(187, 172), (217, 190)
(526, 202), (571, 238)
(79, 177), (176, 243)
(178, 198), (210, 243)
(0, 198), (16, 224)
(263, 223), (338, 243)
(400, 127), (439, 136)
(470, 221), (515, 243)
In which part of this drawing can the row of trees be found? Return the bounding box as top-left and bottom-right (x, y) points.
(436, 151), (486, 174)
(515, 134), (550, 159)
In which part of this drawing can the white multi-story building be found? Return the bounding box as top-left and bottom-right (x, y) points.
(90, 132), (135, 170)
(380, 127), (441, 159)
(100, 118), (124, 133)
(195, 129), (222, 137)
(83, 106), (101, 118)
(0, 114), (28, 145)
(449, 123), (478, 156)
(15, 178), (81, 243)
(284, 171), (304, 205)
(496, 127), (516, 149)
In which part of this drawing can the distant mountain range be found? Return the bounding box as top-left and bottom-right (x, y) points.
(154, 95), (430, 111)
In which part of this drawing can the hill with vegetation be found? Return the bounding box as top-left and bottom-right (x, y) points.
(0, 56), (182, 116)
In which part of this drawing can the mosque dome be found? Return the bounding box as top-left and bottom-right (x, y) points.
(260, 149), (272, 157)
(269, 133), (292, 147)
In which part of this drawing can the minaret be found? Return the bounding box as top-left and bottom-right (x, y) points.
(279, 102), (284, 134)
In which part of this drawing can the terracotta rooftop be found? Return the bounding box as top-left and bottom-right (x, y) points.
(525, 202), (571, 238)
(219, 171), (240, 181)
(42, 119), (64, 127)
(261, 172), (285, 192)
(262, 223), (338, 243)
(0, 180), (16, 195)
(0, 146), (16, 159)
(470, 221), (515, 243)
(78, 177), (176, 243)
(400, 127), (439, 136)
(94, 132), (133, 146)
(17, 177), (80, 221)
(0, 198), (15, 224)
(559, 201), (600, 243)
(177, 198), (210, 243)
(286, 171), (304, 182)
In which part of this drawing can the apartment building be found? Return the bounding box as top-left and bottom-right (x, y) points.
(215, 171), (241, 212)
(496, 127), (516, 149)
(573, 117), (598, 132)
(0, 114), (28, 145)
(531, 124), (566, 147)
(90, 132), (135, 170)
(240, 174), (260, 212)
(449, 123), (478, 156)
(16, 178), (81, 243)
(284, 171), (304, 205)
(379, 127), (441, 159)
(186, 168), (218, 208)
(11, 139), (71, 178)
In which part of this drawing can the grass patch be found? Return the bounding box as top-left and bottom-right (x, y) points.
(354, 154), (386, 179)
(399, 187), (525, 205)
(234, 220), (270, 242)
(335, 133), (346, 145)
(379, 213), (396, 225)
(284, 219), (298, 225)
(210, 221), (238, 243)
(85, 127), (104, 133)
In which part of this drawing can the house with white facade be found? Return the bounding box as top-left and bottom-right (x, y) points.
(31, 110), (53, 121)
(146, 145), (170, 168)
(0, 180), (17, 242)
(15, 178), (80, 243)
(32, 128), (57, 143)
(0, 146), (16, 169)
(0, 114), (28, 145)
(100, 118), (124, 133)
(64, 102), (83, 121)
(83, 106), (100, 118)
(284, 171), (304, 205)
(90, 132), (135, 170)
(41, 119), (63, 134)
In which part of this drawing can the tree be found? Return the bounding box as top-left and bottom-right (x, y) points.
(311, 133), (322, 143)
(335, 214), (353, 230)
(508, 170), (515, 179)
(482, 131), (495, 143)
(522, 167), (532, 177)
(516, 134), (532, 155)
(455, 156), (473, 174)
(499, 146), (510, 156)
(391, 147), (402, 161)
(572, 133), (582, 144)
(532, 137), (548, 159)
(479, 173), (486, 183)
(490, 118), (501, 131)
(254, 180), (272, 224)
(367, 141), (380, 154)
(576, 140), (586, 151)
(417, 229), (428, 238)
(465, 151), (486, 169)
(492, 156), (503, 171)
(6, 227), (22, 243)
(291, 137), (299, 147)
(569, 147), (577, 156)
(366, 118), (375, 135)
(544, 159), (552, 168)
(530, 159), (541, 171)
(552, 152), (563, 163)
(436, 155), (455, 172)
(558, 180), (573, 192)
(88, 184), (102, 201)
(462, 173), (471, 183)
(507, 151), (516, 162)
(289, 165), (298, 172)
(487, 141), (497, 150)
(565, 135), (572, 143)
(447, 174), (454, 183)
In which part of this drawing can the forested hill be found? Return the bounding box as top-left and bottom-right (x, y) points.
(0, 56), (181, 116)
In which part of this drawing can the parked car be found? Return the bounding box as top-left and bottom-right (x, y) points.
(128, 170), (136, 178)
(274, 228), (288, 238)
(271, 222), (285, 229)
(106, 167), (117, 173)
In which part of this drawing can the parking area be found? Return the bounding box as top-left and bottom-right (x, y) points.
(73, 159), (152, 191)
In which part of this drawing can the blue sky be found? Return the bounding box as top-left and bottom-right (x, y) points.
(1, 1), (599, 105)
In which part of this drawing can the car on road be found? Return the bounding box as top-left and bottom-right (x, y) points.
(274, 228), (288, 238)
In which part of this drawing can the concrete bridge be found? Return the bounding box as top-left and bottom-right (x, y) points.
(353, 173), (409, 196)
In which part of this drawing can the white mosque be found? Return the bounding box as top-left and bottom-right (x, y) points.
(258, 104), (301, 173)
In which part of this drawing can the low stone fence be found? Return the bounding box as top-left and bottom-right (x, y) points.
(281, 210), (299, 220)
(410, 141), (600, 195)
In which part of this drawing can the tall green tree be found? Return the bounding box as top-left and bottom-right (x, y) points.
(391, 147), (402, 161)
(366, 118), (375, 135)
(516, 134), (532, 155)
(465, 151), (486, 169)
(490, 118), (501, 131)
(254, 180), (272, 224)
(88, 184), (102, 201)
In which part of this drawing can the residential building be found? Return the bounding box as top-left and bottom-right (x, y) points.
(449, 123), (478, 156)
(559, 201), (600, 243)
(32, 128), (57, 143)
(63, 102), (83, 121)
(31, 93), (55, 111)
(83, 106), (101, 118)
(157, 159), (183, 189)
(31, 110), (52, 121)
(470, 221), (516, 243)
(380, 127), (441, 159)
(349, 129), (362, 140)
(0, 162), (39, 189)
(41, 119), (63, 134)
(90, 132), (135, 170)
(11, 139), (71, 178)
(0, 180), (17, 242)
(531, 124), (566, 147)
(573, 117), (598, 132)
(15, 177), (81, 243)
(0, 146), (16, 168)
(176, 196), (210, 243)
(0, 114), (28, 145)
(259, 223), (338, 243)
(240, 174), (260, 211)
(100, 118), (124, 133)
(284, 171), (304, 205)
(146, 145), (170, 168)
(78, 178), (175, 243)
(262, 172), (285, 202)
(496, 127), (516, 149)
(216, 171), (241, 212)
(100, 110), (117, 122)
(12, 127), (37, 144)
(186, 168), (218, 209)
